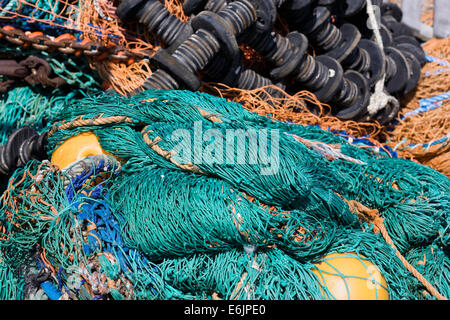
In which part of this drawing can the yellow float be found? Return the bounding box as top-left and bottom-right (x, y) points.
(312, 252), (389, 300)
(51, 131), (111, 170)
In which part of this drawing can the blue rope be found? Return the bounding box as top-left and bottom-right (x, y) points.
(63, 162), (159, 297)
(401, 91), (450, 119)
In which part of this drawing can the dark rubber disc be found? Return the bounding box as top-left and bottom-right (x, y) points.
(377, 24), (394, 47)
(182, 0), (208, 15)
(394, 35), (420, 47)
(381, 3), (403, 22)
(396, 42), (427, 67)
(116, 0), (145, 22)
(358, 97), (400, 125)
(337, 0), (365, 17)
(270, 32), (308, 80)
(334, 70), (370, 120)
(401, 50), (421, 95)
(0, 146), (8, 175)
(151, 49), (202, 91)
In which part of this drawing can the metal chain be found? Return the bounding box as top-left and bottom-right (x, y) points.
(0, 55), (67, 92)
(0, 25), (146, 64)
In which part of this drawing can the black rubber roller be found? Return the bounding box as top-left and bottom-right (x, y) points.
(0, 127), (48, 176)
(151, 49), (202, 91)
(333, 70), (370, 120)
(382, 15), (414, 38)
(336, 0), (366, 18)
(182, 0), (208, 15)
(191, 10), (242, 83)
(17, 135), (38, 168)
(381, 2), (403, 22)
(270, 32), (309, 80)
(252, 0), (277, 32)
(302, 7), (343, 52)
(317, 0), (336, 6)
(115, 0), (145, 22)
(17, 132), (47, 167)
(401, 50), (421, 95)
(394, 35), (421, 48)
(4, 127), (37, 170)
(377, 24), (394, 47)
(325, 23), (361, 63)
(0, 145), (8, 175)
(358, 97), (400, 125)
(281, 0), (315, 28)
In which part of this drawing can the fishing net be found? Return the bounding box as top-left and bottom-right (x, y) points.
(0, 86), (73, 144)
(0, 0), (157, 95)
(203, 83), (387, 150)
(0, 0), (448, 302)
(0, 89), (439, 300)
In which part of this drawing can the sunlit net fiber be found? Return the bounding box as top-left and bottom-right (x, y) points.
(0, 0), (96, 37)
(164, 0), (188, 23)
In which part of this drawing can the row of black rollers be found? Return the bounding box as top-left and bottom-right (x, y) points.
(116, 0), (425, 124)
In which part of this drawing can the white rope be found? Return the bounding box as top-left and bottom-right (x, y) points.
(366, 0), (399, 116)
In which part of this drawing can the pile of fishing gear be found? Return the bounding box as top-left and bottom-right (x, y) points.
(0, 0), (448, 301)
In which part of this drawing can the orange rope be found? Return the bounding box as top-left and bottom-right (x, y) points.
(204, 82), (384, 140)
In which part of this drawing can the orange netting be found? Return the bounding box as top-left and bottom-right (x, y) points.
(386, 37), (450, 176)
(0, 0), (80, 31)
(77, 0), (159, 94)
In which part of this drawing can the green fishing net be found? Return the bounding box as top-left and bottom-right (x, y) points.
(0, 89), (448, 300)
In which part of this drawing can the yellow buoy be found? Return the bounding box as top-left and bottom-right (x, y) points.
(51, 131), (110, 170)
(312, 252), (389, 300)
